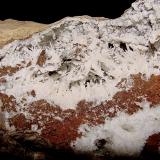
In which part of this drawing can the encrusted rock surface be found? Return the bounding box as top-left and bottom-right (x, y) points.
(1, 0), (160, 159)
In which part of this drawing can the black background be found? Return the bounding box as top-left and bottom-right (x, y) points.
(0, 0), (136, 23)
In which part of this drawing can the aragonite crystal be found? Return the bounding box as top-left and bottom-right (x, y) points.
(1, 0), (160, 159)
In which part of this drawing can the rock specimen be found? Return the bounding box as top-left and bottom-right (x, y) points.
(1, 0), (160, 159)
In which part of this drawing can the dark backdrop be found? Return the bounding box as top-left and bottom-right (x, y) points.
(0, 0), (136, 23)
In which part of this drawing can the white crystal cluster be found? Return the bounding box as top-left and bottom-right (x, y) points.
(1, 0), (160, 155)
(1, 0), (160, 109)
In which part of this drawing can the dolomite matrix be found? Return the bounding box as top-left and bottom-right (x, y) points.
(1, 0), (160, 158)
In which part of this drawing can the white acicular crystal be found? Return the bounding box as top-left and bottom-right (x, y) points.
(0, 0), (160, 110)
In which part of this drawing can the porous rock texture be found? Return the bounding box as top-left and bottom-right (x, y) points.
(1, 0), (160, 159)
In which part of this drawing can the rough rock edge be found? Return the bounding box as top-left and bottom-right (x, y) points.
(0, 19), (48, 48)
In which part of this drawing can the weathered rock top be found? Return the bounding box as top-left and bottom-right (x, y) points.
(0, 19), (47, 47)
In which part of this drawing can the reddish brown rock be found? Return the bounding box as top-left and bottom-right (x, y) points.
(36, 50), (46, 67)
(144, 133), (160, 154)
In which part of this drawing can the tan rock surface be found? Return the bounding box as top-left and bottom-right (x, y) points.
(0, 19), (48, 47)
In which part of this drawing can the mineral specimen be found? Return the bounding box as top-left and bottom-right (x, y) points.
(1, 0), (160, 159)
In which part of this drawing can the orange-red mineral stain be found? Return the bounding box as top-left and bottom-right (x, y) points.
(0, 65), (22, 77)
(36, 50), (46, 67)
(0, 93), (17, 112)
(9, 113), (31, 130)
